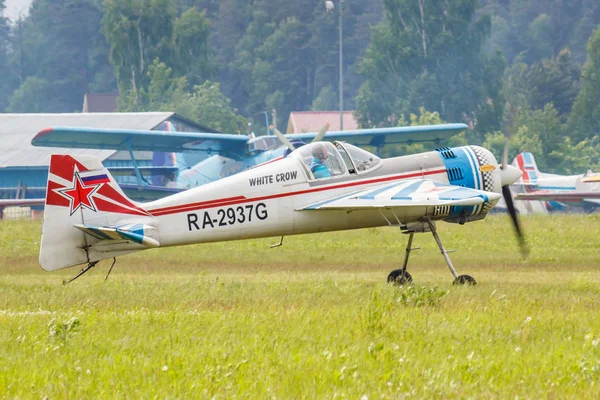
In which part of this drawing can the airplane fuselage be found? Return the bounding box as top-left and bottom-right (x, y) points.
(98, 144), (503, 251)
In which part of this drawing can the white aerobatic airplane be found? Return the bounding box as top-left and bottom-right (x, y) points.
(40, 141), (524, 285)
(512, 152), (600, 211)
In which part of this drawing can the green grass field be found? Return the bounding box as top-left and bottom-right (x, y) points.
(1, 215), (599, 398)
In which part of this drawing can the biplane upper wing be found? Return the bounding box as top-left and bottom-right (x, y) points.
(32, 127), (250, 153)
(300, 179), (500, 211)
(287, 123), (467, 147)
(32, 123), (467, 155)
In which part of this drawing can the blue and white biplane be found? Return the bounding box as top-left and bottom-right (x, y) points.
(32, 122), (467, 199)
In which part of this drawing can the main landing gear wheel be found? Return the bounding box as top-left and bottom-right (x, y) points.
(387, 269), (413, 285)
(453, 275), (477, 286)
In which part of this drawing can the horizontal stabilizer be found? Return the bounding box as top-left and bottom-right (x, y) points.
(74, 223), (160, 247)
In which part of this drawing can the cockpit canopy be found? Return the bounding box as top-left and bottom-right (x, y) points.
(290, 141), (380, 179)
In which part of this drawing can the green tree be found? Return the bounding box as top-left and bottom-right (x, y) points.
(549, 136), (600, 174)
(173, 8), (215, 86)
(355, 0), (505, 139)
(568, 26), (600, 142)
(311, 86), (337, 111)
(250, 16), (313, 130)
(102, 0), (177, 106)
(176, 81), (247, 133)
(378, 107), (466, 157)
(482, 128), (544, 168)
(504, 49), (580, 120)
(527, 14), (553, 61)
(229, 0), (384, 131)
(0, 0), (17, 111)
(121, 58), (187, 112)
(483, 104), (563, 172)
(6, 76), (57, 112)
(7, 0), (114, 112)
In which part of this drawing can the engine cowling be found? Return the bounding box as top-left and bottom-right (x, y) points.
(436, 145), (502, 223)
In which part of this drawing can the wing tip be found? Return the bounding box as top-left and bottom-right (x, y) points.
(34, 127), (54, 140)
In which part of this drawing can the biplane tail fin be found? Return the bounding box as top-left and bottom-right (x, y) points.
(39, 154), (155, 272)
(512, 152), (539, 185)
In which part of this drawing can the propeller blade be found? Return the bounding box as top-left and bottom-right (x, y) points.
(273, 127), (296, 152)
(502, 102), (513, 170)
(311, 123), (330, 143)
(502, 136), (510, 170)
(502, 185), (529, 258)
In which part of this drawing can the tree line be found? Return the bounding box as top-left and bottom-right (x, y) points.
(0, 0), (598, 174)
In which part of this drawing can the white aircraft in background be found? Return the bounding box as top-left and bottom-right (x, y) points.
(511, 152), (600, 212)
(39, 141), (524, 286)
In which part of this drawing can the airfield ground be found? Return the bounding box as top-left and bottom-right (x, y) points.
(1, 215), (599, 398)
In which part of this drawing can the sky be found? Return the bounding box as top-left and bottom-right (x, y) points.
(4, 0), (32, 22)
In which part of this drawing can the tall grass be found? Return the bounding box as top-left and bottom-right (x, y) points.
(0, 215), (599, 398)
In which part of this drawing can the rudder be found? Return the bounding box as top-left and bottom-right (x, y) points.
(512, 152), (539, 185)
(40, 154), (154, 271)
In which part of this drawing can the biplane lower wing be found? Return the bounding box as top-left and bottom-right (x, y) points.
(0, 199), (45, 207)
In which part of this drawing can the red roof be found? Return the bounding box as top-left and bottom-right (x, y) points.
(286, 111), (358, 133)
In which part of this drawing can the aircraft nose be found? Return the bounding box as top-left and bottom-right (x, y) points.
(500, 164), (522, 187)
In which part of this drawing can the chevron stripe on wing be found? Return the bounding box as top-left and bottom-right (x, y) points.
(301, 179), (501, 210)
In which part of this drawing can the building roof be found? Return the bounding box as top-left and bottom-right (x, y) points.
(82, 93), (119, 113)
(286, 111), (358, 133)
(0, 112), (178, 168)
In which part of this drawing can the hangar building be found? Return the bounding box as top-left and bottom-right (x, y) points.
(0, 112), (216, 216)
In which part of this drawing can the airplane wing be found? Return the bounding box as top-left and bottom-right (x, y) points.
(32, 127), (250, 153)
(300, 179), (500, 211)
(286, 123), (467, 147)
(107, 166), (180, 177)
(515, 191), (600, 202)
(0, 199), (45, 207)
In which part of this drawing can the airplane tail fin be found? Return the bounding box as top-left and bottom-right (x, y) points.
(40, 154), (157, 271)
(512, 152), (539, 185)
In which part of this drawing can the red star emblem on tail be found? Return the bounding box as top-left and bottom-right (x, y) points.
(58, 173), (100, 215)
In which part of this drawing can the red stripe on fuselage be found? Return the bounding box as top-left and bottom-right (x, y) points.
(96, 184), (151, 216)
(149, 195), (247, 214)
(148, 168), (447, 216)
(93, 197), (150, 216)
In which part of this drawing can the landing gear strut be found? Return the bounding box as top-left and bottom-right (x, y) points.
(387, 219), (476, 286)
(425, 218), (476, 286)
(387, 233), (416, 285)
